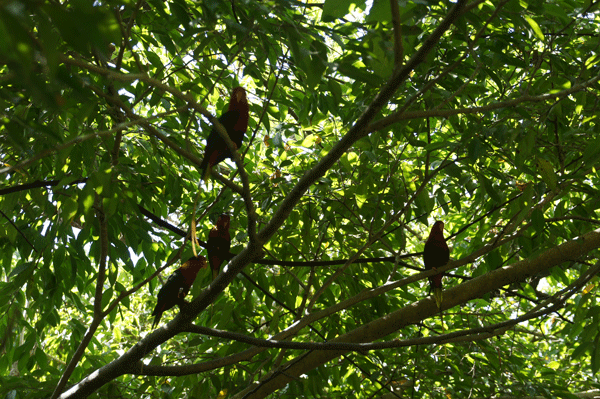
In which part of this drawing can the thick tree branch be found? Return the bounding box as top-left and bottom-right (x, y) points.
(118, 210), (523, 380)
(256, 0), (470, 246)
(179, 306), (535, 351)
(180, 277), (581, 351)
(233, 227), (600, 398)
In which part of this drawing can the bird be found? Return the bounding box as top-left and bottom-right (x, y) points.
(151, 256), (207, 329)
(207, 214), (232, 281)
(423, 221), (450, 309)
(199, 87), (249, 181)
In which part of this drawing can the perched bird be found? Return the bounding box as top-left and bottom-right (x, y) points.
(199, 87), (249, 181)
(151, 256), (207, 328)
(207, 214), (231, 281)
(423, 221), (450, 309)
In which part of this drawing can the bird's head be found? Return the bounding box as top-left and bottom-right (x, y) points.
(428, 220), (445, 240)
(217, 214), (231, 231)
(231, 87), (247, 105)
(183, 255), (207, 273)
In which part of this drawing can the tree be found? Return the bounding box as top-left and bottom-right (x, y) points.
(1, 0), (600, 397)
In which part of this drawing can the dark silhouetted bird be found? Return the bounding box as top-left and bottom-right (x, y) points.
(207, 214), (231, 281)
(423, 221), (449, 309)
(199, 87), (249, 181)
(151, 256), (207, 328)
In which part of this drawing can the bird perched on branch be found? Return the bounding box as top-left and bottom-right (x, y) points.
(199, 87), (249, 181)
(151, 256), (207, 328)
(207, 214), (232, 281)
(423, 221), (449, 309)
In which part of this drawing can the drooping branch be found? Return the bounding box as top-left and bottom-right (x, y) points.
(0, 178), (190, 238)
(0, 208), (37, 251)
(366, 71), (600, 134)
(0, 109), (186, 176)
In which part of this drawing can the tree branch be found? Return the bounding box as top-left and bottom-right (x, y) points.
(389, 0), (403, 67)
(233, 227), (600, 398)
(50, 205), (109, 399)
(366, 71), (600, 134)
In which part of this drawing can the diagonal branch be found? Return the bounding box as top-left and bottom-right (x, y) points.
(232, 227), (600, 399)
(0, 208), (37, 251)
(307, 153), (456, 310)
(50, 205), (109, 399)
(182, 286), (572, 351)
(57, 2), (472, 396)
(366, 71), (600, 134)
(256, 0), (470, 246)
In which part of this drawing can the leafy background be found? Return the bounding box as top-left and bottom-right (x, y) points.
(1, 0), (600, 398)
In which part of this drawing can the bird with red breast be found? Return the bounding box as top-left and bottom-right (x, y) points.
(207, 214), (231, 281)
(423, 221), (449, 309)
(199, 87), (249, 181)
(151, 256), (207, 328)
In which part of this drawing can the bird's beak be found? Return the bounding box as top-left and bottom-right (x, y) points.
(236, 90), (245, 102)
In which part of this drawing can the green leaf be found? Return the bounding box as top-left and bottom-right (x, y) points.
(9, 261), (35, 278)
(367, 0), (392, 23)
(322, 0), (366, 21)
(170, 0), (191, 29)
(536, 157), (558, 191)
(335, 61), (383, 87)
(524, 15), (545, 42)
(531, 208), (545, 234)
(468, 137), (483, 162)
(485, 250), (503, 270)
(582, 135), (600, 166)
(481, 175), (502, 203)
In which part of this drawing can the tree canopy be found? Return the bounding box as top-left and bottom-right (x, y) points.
(1, 0), (600, 398)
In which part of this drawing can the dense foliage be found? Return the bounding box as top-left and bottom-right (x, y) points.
(1, 0), (600, 398)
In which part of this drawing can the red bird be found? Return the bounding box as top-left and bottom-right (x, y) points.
(207, 214), (231, 281)
(423, 221), (450, 309)
(151, 256), (207, 328)
(199, 87), (249, 181)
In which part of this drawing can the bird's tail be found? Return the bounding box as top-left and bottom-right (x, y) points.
(432, 287), (443, 310)
(151, 312), (161, 329)
(212, 268), (219, 281)
(202, 164), (212, 182)
(199, 157), (211, 182)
